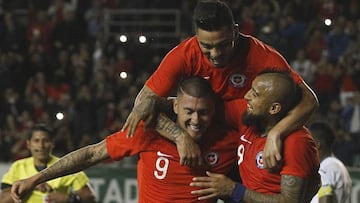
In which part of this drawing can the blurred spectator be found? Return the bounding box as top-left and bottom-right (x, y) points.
(0, 12), (26, 52)
(24, 72), (48, 100)
(26, 10), (53, 52)
(52, 125), (75, 156)
(305, 28), (326, 63)
(291, 48), (316, 85)
(50, 4), (87, 50)
(325, 16), (350, 63)
(238, 6), (255, 35)
(279, 14), (306, 61)
(312, 56), (338, 115)
(46, 72), (70, 103)
(315, 0), (340, 20)
(72, 84), (96, 145)
(1, 88), (23, 119)
(84, 0), (106, 39)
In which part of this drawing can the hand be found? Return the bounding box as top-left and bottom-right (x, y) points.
(263, 129), (282, 170)
(11, 177), (37, 203)
(190, 171), (235, 200)
(35, 183), (53, 193)
(175, 132), (202, 167)
(122, 97), (157, 137)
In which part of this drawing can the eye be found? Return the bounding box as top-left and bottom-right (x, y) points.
(184, 109), (192, 115)
(217, 40), (232, 49)
(201, 44), (212, 50)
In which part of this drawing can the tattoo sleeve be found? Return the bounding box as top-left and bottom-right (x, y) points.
(155, 113), (184, 142)
(134, 86), (158, 106)
(36, 140), (109, 184)
(135, 85), (173, 114)
(243, 175), (307, 203)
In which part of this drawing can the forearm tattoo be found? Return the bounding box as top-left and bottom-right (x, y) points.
(38, 142), (108, 183)
(243, 175), (305, 203)
(155, 113), (183, 141)
(134, 86), (157, 106)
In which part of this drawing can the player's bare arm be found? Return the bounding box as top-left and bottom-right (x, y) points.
(123, 85), (172, 136)
(0, 188), (13, 203)
(264, 81), (319, 169)
(38, 140), (109, 182)
(191, 173), (313, 203)
(156, 113), (202, 167)
(10, 141), (109, 203)
(243, 175), (307, 203)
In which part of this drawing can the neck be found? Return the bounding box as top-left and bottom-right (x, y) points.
(34, 156), (51, 167)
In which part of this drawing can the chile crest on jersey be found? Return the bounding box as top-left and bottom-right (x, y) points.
(205, 152), (219, 166)
(256, 151), (264, 169)
(229, 73), (246, 88)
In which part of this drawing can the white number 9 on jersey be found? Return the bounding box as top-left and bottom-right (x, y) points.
(154, 157), (169, 179)
(237, 144), (245, 165)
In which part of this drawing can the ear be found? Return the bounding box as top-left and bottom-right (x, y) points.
(26, 140), (31, 150)
(269, 103), (281, 115)
(233, 23), (239, 30)
(173, 98), (179, 115)
(233, 24), (239, 35)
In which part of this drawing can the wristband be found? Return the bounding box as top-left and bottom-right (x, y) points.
(69, 192), (81, 203)
(231, 183), (246, 203)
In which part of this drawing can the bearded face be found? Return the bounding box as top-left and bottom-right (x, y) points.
(242, 111), (267, 135)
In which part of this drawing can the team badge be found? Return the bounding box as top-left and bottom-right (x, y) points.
(205, 152), (219, 166)
(229, 73), (246, 87)
(255, 151), (264, 169)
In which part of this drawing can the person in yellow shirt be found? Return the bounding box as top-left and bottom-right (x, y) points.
(0, 123), (96, 203)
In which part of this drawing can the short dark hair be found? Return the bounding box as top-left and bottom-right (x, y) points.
(29, 123), (54, 140)
(308, 121), (335, 149)
(193, 0), (234, 31)
(258, 69), (302, 117)
(177, 76), (215, 100)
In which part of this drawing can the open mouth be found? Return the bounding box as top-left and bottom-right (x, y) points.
(188, 123), (200, 132)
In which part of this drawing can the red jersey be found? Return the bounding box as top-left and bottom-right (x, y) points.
(225, 99), (319, 194)
(106, 123), (238, 203)
(146, 34), (302, 101)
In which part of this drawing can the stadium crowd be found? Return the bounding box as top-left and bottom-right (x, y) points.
(0, 0), (359, 167)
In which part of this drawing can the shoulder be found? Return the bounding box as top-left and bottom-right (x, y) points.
(9, 157), (33, 168)
(238, 33), (290, 70)
(284, 127), (314, 143)
(321, 157), (348, 171)
(283, 127), (317, 155)
(171, 36), (199, 54)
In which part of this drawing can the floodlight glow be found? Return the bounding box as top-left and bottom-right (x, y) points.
(119, 71), (128, 79)
(324, 19), (332, 26)
(56, 112), (64, 120)
(119, 35), (128, 42)
(139, 35), (147, 43)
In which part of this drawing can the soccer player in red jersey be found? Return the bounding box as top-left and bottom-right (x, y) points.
(122, 0), (318, 169)
(190, 71), (320, 203)
(10, 77), (239, 203)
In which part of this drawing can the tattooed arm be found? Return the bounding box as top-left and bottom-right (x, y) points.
(242, 175), (309, 203)
(122, 85), (173, 137)
(191, 173), (317, 203)
(10, 140), (109, 203)
(155, 113), (202, 167)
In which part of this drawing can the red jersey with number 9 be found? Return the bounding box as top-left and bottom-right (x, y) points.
(105, 122), (238, 202)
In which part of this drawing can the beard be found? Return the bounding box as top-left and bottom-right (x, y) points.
(242, 112), (267, 134)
